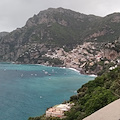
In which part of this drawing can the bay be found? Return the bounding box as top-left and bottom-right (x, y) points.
(0, 63), (94, 120)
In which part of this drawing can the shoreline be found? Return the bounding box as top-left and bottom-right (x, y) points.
(6, 62), (98, 76)
(60, 66), (97, 77)
(2, 62), (97, 120)
(89, 74), (97, 77)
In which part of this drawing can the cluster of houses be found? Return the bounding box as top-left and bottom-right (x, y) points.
(46, 103), (74, 118)
(44, 42), (103, 69)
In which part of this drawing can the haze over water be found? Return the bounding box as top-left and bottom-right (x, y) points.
(0, 63), (94, 120)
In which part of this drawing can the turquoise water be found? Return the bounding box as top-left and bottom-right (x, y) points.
(0, 63), (94, 120)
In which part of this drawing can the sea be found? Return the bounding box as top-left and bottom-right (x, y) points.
(0, 63), (95, 120)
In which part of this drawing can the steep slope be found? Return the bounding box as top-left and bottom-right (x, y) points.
(25, 8), (100, 45)
(85, 12), (120, 42)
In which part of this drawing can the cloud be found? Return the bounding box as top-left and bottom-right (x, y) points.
(0, 0), (120, 32)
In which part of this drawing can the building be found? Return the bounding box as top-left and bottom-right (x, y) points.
(46, 103), (74, 118)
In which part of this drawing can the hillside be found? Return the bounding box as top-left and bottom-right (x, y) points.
(29, 67), (120, 120)
(0, 8), (120, 74)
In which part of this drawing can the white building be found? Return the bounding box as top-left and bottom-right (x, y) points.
(46, 103), (74, 118)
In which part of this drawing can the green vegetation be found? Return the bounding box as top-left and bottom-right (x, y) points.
(28, 67), (120, 120)
(64, 67), (120, 120)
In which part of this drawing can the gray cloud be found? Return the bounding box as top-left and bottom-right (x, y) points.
(0, 0), (120, 32)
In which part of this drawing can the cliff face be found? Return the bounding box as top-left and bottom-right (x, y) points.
(0, 8), (120, 74)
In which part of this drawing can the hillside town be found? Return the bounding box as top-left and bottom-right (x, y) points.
(43, 42), (120, 74)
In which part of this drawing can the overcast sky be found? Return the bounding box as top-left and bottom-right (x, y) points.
(0, 0), (120, 32)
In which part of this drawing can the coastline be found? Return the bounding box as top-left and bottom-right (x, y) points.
(61, 66), (97, 77)
(11, 62), (98, 76)
(3, 62), (97, 120)
(68, 68), (80, 73)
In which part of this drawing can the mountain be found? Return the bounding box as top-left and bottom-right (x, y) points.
(0, 8), (120, 74)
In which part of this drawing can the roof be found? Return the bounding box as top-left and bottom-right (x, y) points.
(83, 99), (120, 120)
